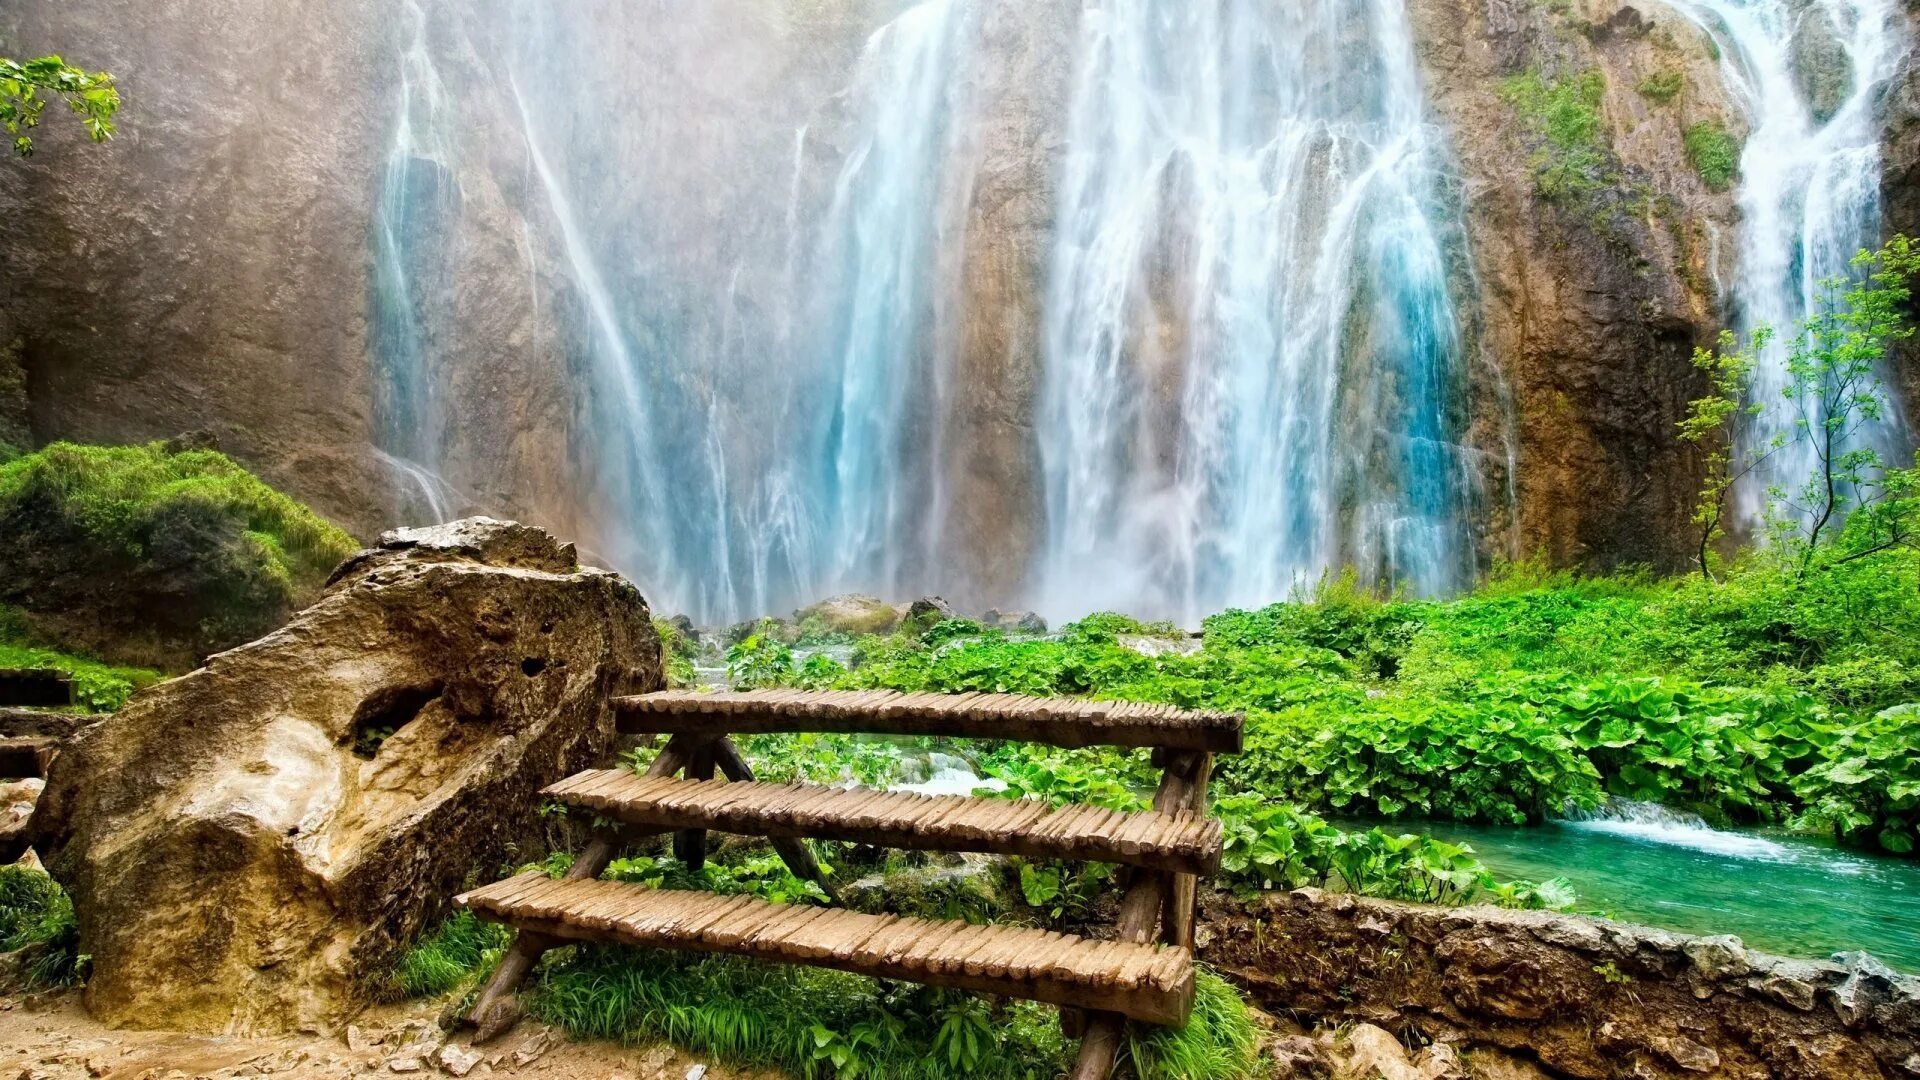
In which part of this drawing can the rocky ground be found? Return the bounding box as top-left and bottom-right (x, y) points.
(0, 991), (764, 1080)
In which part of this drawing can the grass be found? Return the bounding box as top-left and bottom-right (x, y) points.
(1126, 971), (1261, 1080)
(0, 865), (84, 988)
(1684, 120), (1740, 190)
(1500, 68), (1612, 201)
(0, 604), (164, 711)
(381, 909), (510, 1001)
(1637, 70), (1683, 103)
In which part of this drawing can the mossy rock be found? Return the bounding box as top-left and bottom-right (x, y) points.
(793, 594), (903, 637)
(0, 441), (358, 669)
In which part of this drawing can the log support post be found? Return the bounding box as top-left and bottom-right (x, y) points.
(1069, 748), (1210, 1080)
(712, 737), (842, 905)
(463, 735), (695, 1042)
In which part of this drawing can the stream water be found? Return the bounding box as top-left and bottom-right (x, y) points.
(1415, 803), (1920, 972)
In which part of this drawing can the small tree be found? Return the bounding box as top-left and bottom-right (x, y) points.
(1, 55), (120, 157)
(1767, 236), (1920, 575)
(1678, 325), (1774, 579)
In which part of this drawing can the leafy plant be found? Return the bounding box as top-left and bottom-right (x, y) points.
(727, 633), (796, 690)
(1500, 68), (1612, 200)
(1637, 70), (1684, 103)
(1, 55), (119, 157)
(0, 865), (84, 988)
(1684, 120), (1740, 190)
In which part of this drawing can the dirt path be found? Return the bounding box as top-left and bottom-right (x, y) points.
(0, 989), (773, 1080)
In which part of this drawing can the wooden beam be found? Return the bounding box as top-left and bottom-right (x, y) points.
(1069, 750), (1206, 1080)
(0, 736), (57, 779)
(463, 736), (694, 1042)
(672, 738), (717, 871)
(710, 738), (842, 905)
(617, 689), (1243, 754)
(1159, 752), (1212, 950)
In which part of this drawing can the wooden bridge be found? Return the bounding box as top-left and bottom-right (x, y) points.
(457, 688), (1243, 1079)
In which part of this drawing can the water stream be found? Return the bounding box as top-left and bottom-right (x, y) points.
(1420, 803), (1920, 971)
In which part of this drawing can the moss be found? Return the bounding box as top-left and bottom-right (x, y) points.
(1684, 120), (1741, 190)
(0, 441), (357, 666)
(1637, 70), (1684, 103)
(1500, 68), (1614, 202)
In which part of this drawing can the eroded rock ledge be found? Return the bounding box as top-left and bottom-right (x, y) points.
(1201, 888), (1920, 1080)
(28, 519), (663, 1034)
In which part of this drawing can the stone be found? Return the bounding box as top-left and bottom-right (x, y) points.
(793, 595), (901, 637)
(510, 1030), (555, 1067)
(1460, 1048), (1554, 1080)
(684, 1067), (707, 1080)
(1761, 973), (1818, 1012)
(1682, 934), (1750, 982)
(28, 519), (662, 1032)
(906, 597), (958, 623)
(1338, 1023), (1426, 1080)
(1655, 1035), (1720, 1073)
(982, 609), (1048, 635)
(371, 519), (576, 575)
(344, 1025), (376, 1052)
(433, 1043), (481, 1078)
(1115, 634), (1202, 658)
(1266, 1034), (1331, 1079)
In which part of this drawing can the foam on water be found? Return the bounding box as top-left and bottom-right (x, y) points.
(1559, 800), (1792, 861)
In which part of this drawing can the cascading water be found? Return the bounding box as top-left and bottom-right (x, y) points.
(369, 0), (459, 524)
(1035, 0), (1479, 624)
(1654, 0), (1910, 523)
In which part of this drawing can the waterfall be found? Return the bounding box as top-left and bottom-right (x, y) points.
(1655, 0), (1910, 523)
(369, 0), (456, 524)
(1034, 0), (1478, 624)
(810, 0), (973, 595)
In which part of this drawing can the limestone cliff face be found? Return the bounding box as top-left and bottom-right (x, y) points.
(0, 0), (394, 535)
(1409, 0), (1743, 571)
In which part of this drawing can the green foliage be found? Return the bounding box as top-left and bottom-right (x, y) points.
(1637, 70), (1684, 103)
(726, 633), (796, 690)
(531, 948), (1075, 1080)
(1, 55), (119, 157)
(1683, 120), (1740, 190)
(604, 853), (833, 906)
(0, 866), (84, 988)
(1213, 796), (1574, 909)
(1125, 970), (1262, 1080)
(1792, 704), (1920, 855)
(1500, 68), (1612, 200)
(654, 617), (699, 687)
(1678, 328), (1771, 578)
(0, 605), (163, 711)
(384, 910), (510, 1000)
(0, 442), (358, 664)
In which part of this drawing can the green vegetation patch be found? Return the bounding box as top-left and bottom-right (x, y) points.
(0, 865), (84, 988)
(1500, 68), (1613, 201)
(0, 441), (357, 666)
(1684, 120), (1740, 190)
(0, 605), (163, 711)
(1637, 70), (1684, 103)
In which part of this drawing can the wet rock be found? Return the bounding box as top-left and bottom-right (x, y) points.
(1202, 888), (1920, 1080)
(1334, 1023), (1430, 1080)
(793, 595), (901, 637)
(28, 519), (661, 1033)
(906, 596), (958, 623)
(981, 609), (1048, 635)
(1116, 633), (1202, 658)
(1788, 1), (1853, 124)
(1266, 1034), (1332, 1078)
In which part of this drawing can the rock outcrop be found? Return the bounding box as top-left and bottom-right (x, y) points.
(1204, 888), (1920, 1080)
(1408, 0), (1743, 571)
(27, 519), (662, 1033)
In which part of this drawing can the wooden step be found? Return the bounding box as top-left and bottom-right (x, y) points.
(616, 689), (1243, 754)
(457, 874), (1194, 1026)
(546, 771), (1222, 875)
(0, 669), (73, 708)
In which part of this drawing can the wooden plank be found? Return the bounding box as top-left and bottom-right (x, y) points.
(546, 771), (1221, 876)
(0, 670), (73, 708)
(616, 689), (1243, 754)
(456, 878), (1194, 1027)
(710, 738), (841, 905)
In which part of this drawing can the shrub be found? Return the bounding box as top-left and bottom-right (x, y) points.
(0, 865), (84, 987)
(1684, 120), (1740, 190)
(383, 909), (510, 1000)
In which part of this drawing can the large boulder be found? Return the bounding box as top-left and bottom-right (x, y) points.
(793, 594), (903, 637)
(27, 518), (661, 1033)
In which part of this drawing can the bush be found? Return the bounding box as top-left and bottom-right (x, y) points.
(1684, 120), (1740, 190)
(0, 441), (357, 667)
